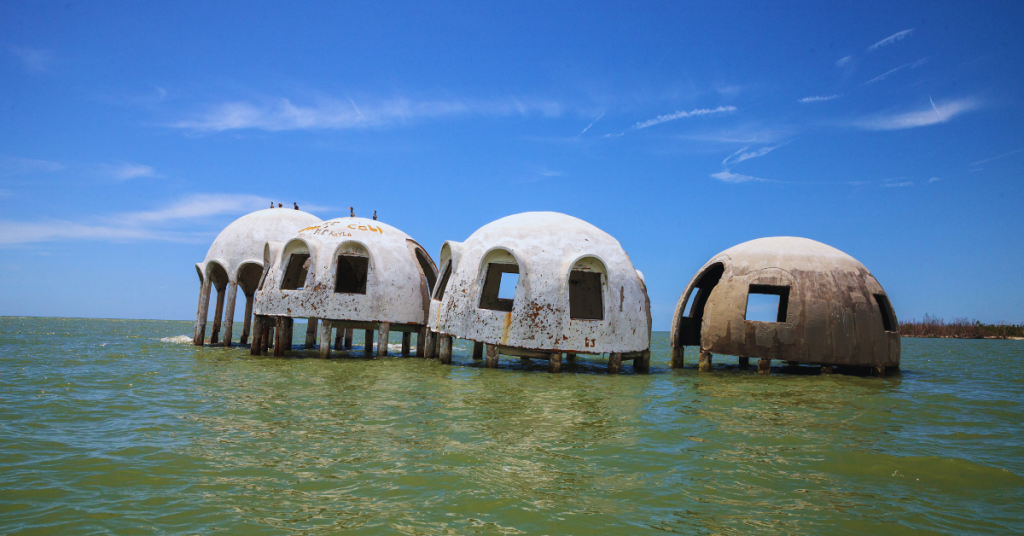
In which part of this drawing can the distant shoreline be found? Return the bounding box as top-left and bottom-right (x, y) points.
(900, 316), (1024, 340)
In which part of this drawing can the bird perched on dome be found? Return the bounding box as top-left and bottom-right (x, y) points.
(350, 207), (354, 217)
(293, 202), (299, 210)
(373, 210), (377, 221)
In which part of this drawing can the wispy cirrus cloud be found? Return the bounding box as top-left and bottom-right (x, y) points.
(863, 58), (928, 85)
(882, 181), (914, 187)
(99, 162), (160, 181)
(868, 29), (915, 51)
(578, 112), (604, 136)
(172, 96), (561, 132)
(711, 170), (770, 183)
(799, 94), (840, 103)
(632, 106), (737, 130)
(114, 193), (272, 225)
(836, 55), (853, 67)
(8, 46), (53, 72)
(721, 145), (782, 165)
(969, 147), (1023, 167)
(1, 156), (65, 175)
(854, 98), (978, 131)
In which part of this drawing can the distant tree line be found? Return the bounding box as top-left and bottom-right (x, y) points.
(899, 314), (1024, 339)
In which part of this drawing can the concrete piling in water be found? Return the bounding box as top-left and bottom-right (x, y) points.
(416, 327), (426, 357)
(364, 330), (374, 357)
(193, 276), (212, 346)
(377, 323), (390, 358)
(222, 282), (238, 347)
(670, 348), (685, 369)
(240, 294), (253, 346)
(210, 285), (226, 345)
(698, 350), (713, 372)
(738, 357), (749, 367)
(304, 319), (318, 349)
(565, 353), (576, 362)
(334, 328), (344, 352)
(273, 317), (286, 357)
(484, 344), (499, 368)
(549, 352), (562, 373)
(318, 320), (332, 359)
(472, 342), (483, 360)
(634, 350), (651, 373)
(250, 316), (263, 356)
(424, 330), (437, 359)
(758, 358), (771, 374)
(438, 335), (452, 364)
(608, 353), (622, 374)
(344, 329), (353, 349)
(401, 332), (411, 356)
(821, 365), (833, 375)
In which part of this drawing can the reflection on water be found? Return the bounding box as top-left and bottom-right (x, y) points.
(0, 317), (1021, 534)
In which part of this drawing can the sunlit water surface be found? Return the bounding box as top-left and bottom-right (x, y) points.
(1, 317), (1021, 534)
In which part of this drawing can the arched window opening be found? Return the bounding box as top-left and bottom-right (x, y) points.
(281, 254), (311, 290)
(677, 263), (724, 346)
(874, 294), (897, 332)
(415, 248), (437, 294)
(569, 258), (605, 320)
(433, 262), (452, 301)
(335, 255), (368, 294)
(479, 262), (519, 312)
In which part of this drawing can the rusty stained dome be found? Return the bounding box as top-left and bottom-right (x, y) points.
(253, 217), (437, 326)
(427, 211), (651, 355)
(670, 236), (900, 368)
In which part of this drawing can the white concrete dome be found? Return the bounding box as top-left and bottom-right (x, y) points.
(253, 217), (437, 325)
(670, 236), (900, 367)
(197, 208), (322, 289)
(428, 211), (651, 354)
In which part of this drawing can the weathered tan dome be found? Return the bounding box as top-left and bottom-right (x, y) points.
(429, 211), (651, 354)
(670, 236), (900, 368)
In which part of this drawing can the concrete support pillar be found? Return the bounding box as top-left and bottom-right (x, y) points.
(416, 327), (426, 357)
(438, 335), (452, 364)
(424, 330), (437, 359)
(318, 320), (332, 359)
(608, 352), (622, 374)
(472, 341), (483, 360)
(738, 357), (750, 367)
(565, 353), (576, 362)
(193, 277), (212, 346)
(549, 352), (562, 373)
(634, 350), (651, 374)
(758, 358), (771, 374)
(334, 327), (343, 351)
(262, 322), (273, 353)
(698, 350), (713, 372)
(377, 323), (390, 358)
(821, 365), (833, 375)
(305, 319), (318, 349)
(250, 316), (263, 356)
(221, 282), (238, 348)
(484, 344), (499, 368)
(345, 328), (353, 349)
(401, 332), (411, 356)
(209, 286), (226, 345)
(670, 347), (685, 369)
(875, 366), (886, 377)
(364, 330), (374, 357)
(240, 294), (253, 346)
(274, 317), (286, 357)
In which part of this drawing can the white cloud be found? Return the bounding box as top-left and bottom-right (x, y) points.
(868, 29), (915, 51)
(633, 106), (737, 130)
(928, 177), (941, 183)
(0, 220), (199, 245)
(172, 96), (562, 132)
(100, 162), (159, 181)
(538, 168), (562, 177)
(969, 147), (1023, 167)
(578, 112), (604, 136)
(8, 46), (53, 72)
(1, 156), (65, 175)
(882, 181), (914, 187)
(116, 193), (272, 224)
(863, 58), (928, 85)
(722, 145), (781, 165)
(836, 55), (853, 67)
(711, 170), (768, 183)
(855, 98), (978, 131)
(799, 94), (840, 103)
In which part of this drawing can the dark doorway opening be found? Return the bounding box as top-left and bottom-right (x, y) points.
(569, 271), (603, 320)
(281, 254), (310, 290)
(874, 294), (896, 332)
(335, 255), (369, 294)
(479, 263), (519, 312)
(433, 262), (452, 301)
(414, 248), (437, 294)
(677, 263), (724, 346)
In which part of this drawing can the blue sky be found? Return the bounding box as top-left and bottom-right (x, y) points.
(1, 1), (1022, 328)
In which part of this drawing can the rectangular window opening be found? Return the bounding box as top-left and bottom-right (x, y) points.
(335, 255), (369, 294)
(874, 294), (895, 331)
(745, 284), (790, 323)
(280, 254), (310, 290)
(569, 270), (603, 320)
(479, 263), (519, 312)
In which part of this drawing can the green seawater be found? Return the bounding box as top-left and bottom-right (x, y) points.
(0, 317), (1021, 535)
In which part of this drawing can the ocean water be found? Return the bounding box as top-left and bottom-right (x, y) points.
(0, 317), (1021, 535)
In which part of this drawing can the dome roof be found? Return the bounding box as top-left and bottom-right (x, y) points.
(429, 211), (651, 354)
(198, 208), (322, 284)
(670, 236), (900, 367)
(253, 217), (438, 325)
